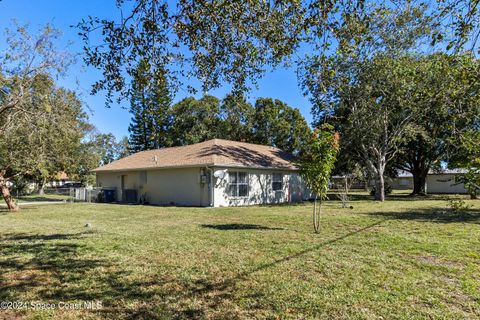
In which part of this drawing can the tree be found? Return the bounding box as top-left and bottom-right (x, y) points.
(0, 24), (73, 210)
(1, 23), (72, 134)
(170, 96), (221, 146)
(394, 53), (480, 195)
(116, 136), (131, 159)
(0, 75), (88, 208)
(298, 125), (339, 233)
(80, 1), (442, 104)
(77, 0), (314, 101)
(149, 67), (173, 149)
(31, 84), (90, 195)
(128, 78), (154, 153)
(309, 55), (428, 201)
(432, 0), (480, 53)
(219, 94), (254, 142)
(92, 133), (121, 166)
(128, 60), (172, 153)
(300, 3), (436, 201)
(71, 131), (131, 185)
(167, 94), (310, 152)
(251, 98), (311, 154)
(450, 130), (480, 199)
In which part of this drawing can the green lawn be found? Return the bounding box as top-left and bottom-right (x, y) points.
(1, 196), (480, 319)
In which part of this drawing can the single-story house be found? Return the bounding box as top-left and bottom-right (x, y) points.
(93, 139), (307, 207)
(391, 169), (468, 194)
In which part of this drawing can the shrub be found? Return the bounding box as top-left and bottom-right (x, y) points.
(447, 199), (473, 212)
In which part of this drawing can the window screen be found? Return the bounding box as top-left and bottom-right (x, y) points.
(272, 173), (283, 191)
(228, 172), (248, 197)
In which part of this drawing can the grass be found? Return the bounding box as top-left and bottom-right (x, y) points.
(1, 194), (479, 319)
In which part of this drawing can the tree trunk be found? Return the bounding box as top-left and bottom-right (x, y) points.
(0, 172), (19, 212)
(313, 195), (320, 233)
(375, 173), (385, 201)
(411, 165), (428, 195)
(373, 158), (386, 202)
(38, 178), (46, 196)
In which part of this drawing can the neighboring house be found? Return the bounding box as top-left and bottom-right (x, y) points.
(93, 139), (306, 207)
(49, 172), (70, 187)
(46, 172), (83, 188)
(391, 169), (468, 194)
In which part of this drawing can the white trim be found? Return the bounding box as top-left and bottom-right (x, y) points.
(227, 171), (249, 198)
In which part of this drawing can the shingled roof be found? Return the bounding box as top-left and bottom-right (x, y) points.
(93, 139), (297, 172)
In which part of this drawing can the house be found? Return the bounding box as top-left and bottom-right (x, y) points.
(391, 169), (468, 194)
(93, 139), (306, 207)
(49, 172), (78, 188)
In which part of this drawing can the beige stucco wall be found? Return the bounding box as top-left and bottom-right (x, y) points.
(97, 166), (306, 207)
(96, 167), (208, 206)
(391, 174), (467, 194)
(426, 174), (467, 194)
(211, 167), (304, 207)
(390, 177), (414, 190)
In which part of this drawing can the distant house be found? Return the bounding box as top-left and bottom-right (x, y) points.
(50, 172), (70, 187)
(93, 139), (306, 207)
(391, 169), (468, 194)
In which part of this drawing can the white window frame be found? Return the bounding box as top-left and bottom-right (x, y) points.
(228, 171), (249, 198)
(272, 173), (283, 192)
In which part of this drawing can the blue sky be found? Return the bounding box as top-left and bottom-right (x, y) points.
(0, 0), (313, 139)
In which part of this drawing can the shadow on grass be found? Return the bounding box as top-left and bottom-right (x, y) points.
(0, 219), (385, 319)
(0, 230), (188, 319)
(325, 192), (469, 202)
(365, 207), (480, 223)
(201, 223), (285, 231)
(16, 196), (68, 202)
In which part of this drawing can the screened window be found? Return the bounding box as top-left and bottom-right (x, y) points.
(272, 173), (283, 191)
(228, 172), (248, 197)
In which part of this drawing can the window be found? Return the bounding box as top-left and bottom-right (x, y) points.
(272, 173), (283, 191)
(228, 172), (248, 197)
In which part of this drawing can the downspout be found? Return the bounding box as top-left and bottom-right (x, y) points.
(207, 167), (214, 207)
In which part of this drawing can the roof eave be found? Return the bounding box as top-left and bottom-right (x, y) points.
(92, 163), (298, 173)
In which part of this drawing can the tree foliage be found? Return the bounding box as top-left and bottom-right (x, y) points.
(77, 0), (316, 101)
(299, 125), (339, 199)
(170, 95), (222, 146)
(219, 94), (254, 142)
(0, 24), (75, 210)
(433, 0), (480, 53)
(298, 124), (339, 233)
(450, 129), (480, 199)
(132, 94), (312, 154)
(0, 23), (73, 131)
(251, 98), (311, 154)
(0, 24), (122, 210)
(300, 3), (445, 201)
(394, 53), (480, 195)
(128, 60), (172, 153)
